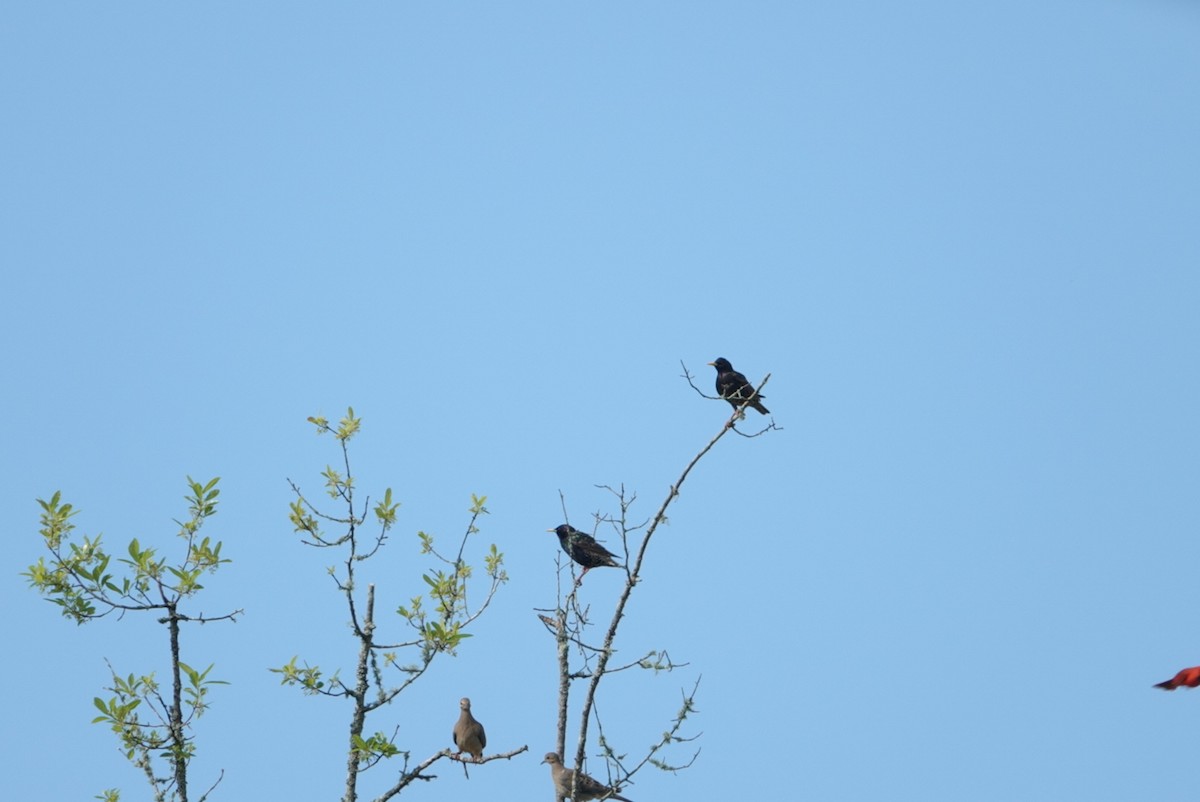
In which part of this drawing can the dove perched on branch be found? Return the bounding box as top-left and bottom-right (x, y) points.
(452, 697), (486, 777)
(542, 752), (633, 802)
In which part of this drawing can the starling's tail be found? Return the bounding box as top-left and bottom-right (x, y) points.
(1154, 680), (1177, 690)
(753, 400), (770, 415)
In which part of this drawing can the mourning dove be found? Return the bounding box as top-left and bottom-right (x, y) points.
(542, 752), (633, 802)
(453, 697), (487, 761)
(548, 525), (622, 582)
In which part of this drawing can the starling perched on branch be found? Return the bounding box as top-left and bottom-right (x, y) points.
(542, 752), (634, 802)
(549, 524), (621, 581)
(708, 357), (769, 415)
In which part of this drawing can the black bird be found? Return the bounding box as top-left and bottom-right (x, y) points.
(708, 357), (770, 415)
(548, 524), (621, 581)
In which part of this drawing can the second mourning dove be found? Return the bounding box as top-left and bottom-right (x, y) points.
(548, 525), (621, 582)
(708, 357), (770, 415)
(542, 752), (633, 802)
(453, 697), (487, 762)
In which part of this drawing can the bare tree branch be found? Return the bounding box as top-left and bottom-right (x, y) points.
(374, 745), (529, 802)
(547, 364), (779, 795)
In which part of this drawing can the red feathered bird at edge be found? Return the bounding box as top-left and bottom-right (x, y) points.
(1154, 666), (1200, 690)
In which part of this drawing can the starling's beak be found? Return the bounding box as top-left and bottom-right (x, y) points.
(546, 528), (556, 533)
(706, 361), (715, 366)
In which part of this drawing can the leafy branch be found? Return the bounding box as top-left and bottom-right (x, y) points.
(273, 408), (512, 802)
(25, 477), (240, 802)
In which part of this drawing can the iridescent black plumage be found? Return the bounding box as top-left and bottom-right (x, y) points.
(549, 524), (621, 580)
(708, 357), (769, 415)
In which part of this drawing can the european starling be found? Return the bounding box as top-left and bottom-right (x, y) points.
(708, 357), (769, 415)
(542, 752), (634, 802)
(1155, 666), (1200, 690)
(452, 697), (487, 762)
(549, 524), (621, 581)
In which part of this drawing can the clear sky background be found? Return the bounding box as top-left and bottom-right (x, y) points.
(4, 2), (1200, 800)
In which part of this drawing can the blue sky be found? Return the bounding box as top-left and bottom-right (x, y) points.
(4, 2), (1200, 800)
